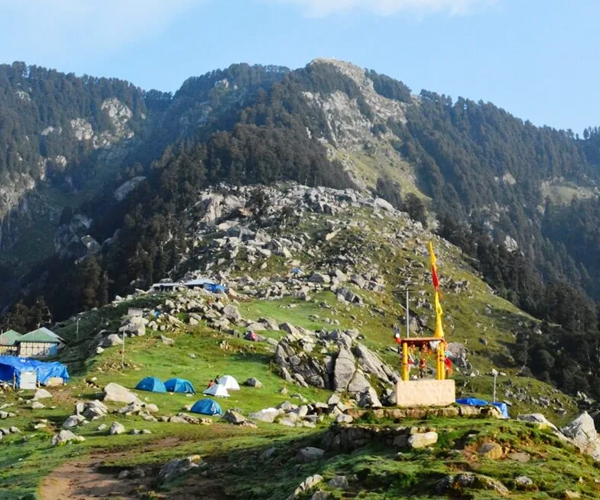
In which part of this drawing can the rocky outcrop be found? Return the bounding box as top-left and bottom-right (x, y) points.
(274, 330), (397, 408)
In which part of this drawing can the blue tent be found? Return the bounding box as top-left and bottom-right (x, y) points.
(0, 356), (69, 385)
(456, 397), (509, 418)
(165, 378), (196, 394)
(135, 377), (167, 393)
(191, 398), (223, 416)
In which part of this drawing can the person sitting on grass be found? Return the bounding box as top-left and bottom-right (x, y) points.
(207, 379), (215, 388)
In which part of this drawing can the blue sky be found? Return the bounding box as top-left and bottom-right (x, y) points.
(0, 0), (597, 132)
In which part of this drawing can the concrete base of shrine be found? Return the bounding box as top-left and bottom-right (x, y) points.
(395, 379), (456, 408)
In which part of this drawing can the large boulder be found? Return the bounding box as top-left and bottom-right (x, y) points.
(102, 383), (141, 404)
(223, 305), (242, 322)
(333, 347), (356, 391)
(517, 413), (559, 432)
(561, 412), (600, 459)
(222, 410), (247, 425)
(102, 334), (123, 347)
(159, 455), (201, 483)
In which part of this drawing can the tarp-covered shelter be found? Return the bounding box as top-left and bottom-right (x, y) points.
(218, 375), (240, 391)
(135, 377), (167, 393)
(456, 397), (509, 418)
(165, 378), (196, 394)
(203, 384), (230, 398)
(0, 356), (69, 385)
(191, 398), (223, 416)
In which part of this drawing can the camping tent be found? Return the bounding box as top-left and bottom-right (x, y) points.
(456, 397), (509, 418)
(135, 377), (167, 393)
(191, 398), (223, 416)
(0, 356), (69, 386)
(218, 375), (240, 391)
(203, 384), (230, 398)
(165, 378), (196, 394)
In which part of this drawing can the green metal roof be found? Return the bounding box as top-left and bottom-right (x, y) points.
(18, 329), (60, 344)
(0, 330), (23, 346)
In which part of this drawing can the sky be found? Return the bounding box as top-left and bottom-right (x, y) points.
(0, 0), (597, 132)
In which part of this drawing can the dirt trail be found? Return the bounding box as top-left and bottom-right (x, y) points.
(40, 458), (142, 500)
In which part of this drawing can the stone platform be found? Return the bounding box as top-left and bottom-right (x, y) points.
(395, 379), (456, 408)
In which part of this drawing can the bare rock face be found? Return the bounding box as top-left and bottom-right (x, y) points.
(561, 412), (600, 460)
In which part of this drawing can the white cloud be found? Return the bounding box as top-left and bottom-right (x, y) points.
(264, 0), (493, 17)
(0, 0), (203, 59)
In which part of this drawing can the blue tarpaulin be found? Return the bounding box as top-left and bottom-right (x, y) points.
(456, 397), (509, 418)
(206, 284), (226, 294)
(165, 378), (196, 394)
(0, 356), (69, 385)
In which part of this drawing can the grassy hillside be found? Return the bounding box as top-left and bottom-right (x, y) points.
(0, 187), (586, 499)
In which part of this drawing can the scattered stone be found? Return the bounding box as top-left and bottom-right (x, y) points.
(52, 430), (83, 446)
(62, 415), (86, 429)
(109, 422), (126, 435)
(159, 455), (201, 483)
(30, 401), (45, 410)
(245, 377), (263, 388)
(478, 442), (503, 460)
(514, 476), (534, 490)
(507, 451), (530, 463)
(408, 432), (438, 449)
(328, 475), (349, 490)
(297, 447), (325, 463)
(222, 410), (247, 425)
(33, 389), (52, 400)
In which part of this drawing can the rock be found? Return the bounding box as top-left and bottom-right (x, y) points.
(309, 272), (331, 284)
(279, 418), (296, 427)
(33, 389), (52, 400)
(311, 492), (330, 500)
(30, 401), (45, 410)
(328, 475), (349, 489)
(350, 274), (366, 289)
(223, 305), (242, 322)
(561, 412), (597, 451)
(347, 370), (371, 394)
(297, 447), (325, 463)
(288, 474), (323, 499)
(97, 424), (108, 432)
(564, 491), (581, 499)
(245, 377), (263, 388)
(280, 322), (300, 336)
(478, 442), (503, 460)
(102, 383), (141, 404)
(109, 422), (126, 435)
(249, 408), (280, 423)
(517, 413), (558, 432)
(159, 455), (201, 483)
(261, 448), (276, 459)
(52, 430), (83, 446)
(333, 347), (355, 391)
(9, 426), (21, 434)
(514, 476), (534, 490)
(169, 416), (189, 424)
(335, 414), (353, 424)
(358, 387), (382, 408)
(327, 394), (340, 406)
(102, 334), (123, 347)
(160, 335), (175, 345)
(62, 415), (86, 429)
(408, 432), (438, 449)
(507, 451), (530, 463)
(374, 198), (395, 212)
(222, 410), (247, 425)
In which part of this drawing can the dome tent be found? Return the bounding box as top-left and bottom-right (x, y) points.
(218, 375), (240, 391)
(191, 399), (223, 416)
(203, 384), (230, 398)
(135, 377), (167, 393)
(165, 378), (196, 394)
